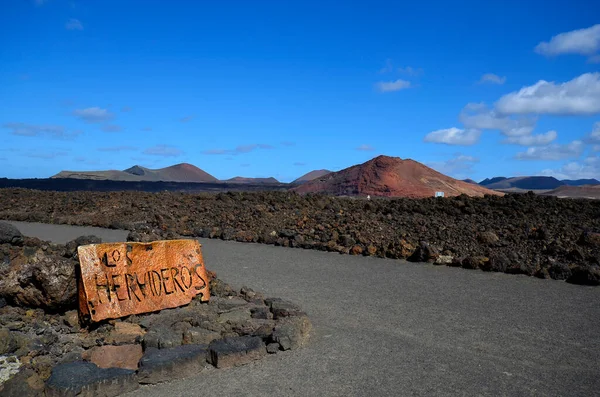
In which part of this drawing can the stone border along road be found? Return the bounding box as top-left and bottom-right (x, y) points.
(5, 221), (600, 396)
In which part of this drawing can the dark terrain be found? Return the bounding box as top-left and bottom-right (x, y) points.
(0, 178), (289, 193)
(0, 188), (598, 285)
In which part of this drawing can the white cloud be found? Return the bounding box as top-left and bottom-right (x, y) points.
(356, 144), (375, 151)
(495, 73), (600, 115)
(424, 127), (481, 146)
(143, 144), (183, 157)
(375, 79), (411, 92)
(427, 155), (479, 177)
(515, 140), (584, 160)
(73, 107), (114, 123)
(65, 18), (83, 30)
(540, 155), (600, 180)
(503, 130), (557, 146)
(584, 121), (600, 144)
(535, 24), (600, 57)
(479, 73), (506, 85)
(459, 103), (536, 137)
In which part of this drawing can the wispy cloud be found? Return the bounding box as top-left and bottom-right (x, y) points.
(478, 73), (506, 85)
(65, 18), (83, 30)
(503, 130), (557, 146)
(34, 0), (47, 6)
(379, 60), (423, 76)
(424, 127), (481, 146)
(73, 107), (114, 123)
(143, 144), (183, 157)
(397, 66), (423, 76)
(101, 124), (122, 133)
(202, 144), (274, 155)
(23, 150), (69, 159)
(293, 162), (306, 166)
(379, 59), (394, 74)
(2, 122), (81, 139)
(515, 140), (584, 160)
(97, 146), (137, 152)
(540, 155), (600, 180)
(142, 127), (152, 131)
(121, 106), (132, 112)
(459, 103), (536, 137)
(427, 155), (479, 178)
(281, 141), (296, 146)
(495, 72), (600, 115)
(179, 115), (194, 123)
(202, 149), (229, 155)
(535, 24), (600, 61)
(356, 144), (375, 151)
(584, 121), (600, 144)
(375, 79), (411, 93)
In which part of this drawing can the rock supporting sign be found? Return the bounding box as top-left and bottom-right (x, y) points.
(77, 239), (210, 322)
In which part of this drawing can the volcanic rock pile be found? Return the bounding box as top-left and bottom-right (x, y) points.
(0, 189), (599, 285)
(0, 223), (311, 396)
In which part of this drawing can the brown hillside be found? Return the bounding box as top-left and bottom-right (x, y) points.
(542, 185), (600, 199)
(292, 169), (332, 184)
(292, 155), (501, 198)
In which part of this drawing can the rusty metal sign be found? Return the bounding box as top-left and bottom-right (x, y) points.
(77, 239), (210, 322)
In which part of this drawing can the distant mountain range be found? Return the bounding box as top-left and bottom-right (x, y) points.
(477, 176), (600, 190)
(52, 163), (218, 183)
(52, 164), (284, 184)
(39, 160), (600, 198)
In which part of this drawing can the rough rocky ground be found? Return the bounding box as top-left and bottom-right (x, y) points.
(0, 188), (599, 285)
(0, 224), (311, 396)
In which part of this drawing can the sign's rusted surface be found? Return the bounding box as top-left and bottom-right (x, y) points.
(77, 239), (210, 322)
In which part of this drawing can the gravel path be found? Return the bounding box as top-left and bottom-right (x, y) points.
(5, 220), (600, 396)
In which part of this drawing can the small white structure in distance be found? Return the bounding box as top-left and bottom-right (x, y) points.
(367, 195), (371, 200)
(435, 191), (445, 198)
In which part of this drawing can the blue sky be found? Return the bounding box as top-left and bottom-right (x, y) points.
(1, 0), (599, 182)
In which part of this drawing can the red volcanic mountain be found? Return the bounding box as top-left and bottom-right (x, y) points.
(292, 169), (332, 184)
(292, 155), (501, 198)
(52, 163), (218, 183)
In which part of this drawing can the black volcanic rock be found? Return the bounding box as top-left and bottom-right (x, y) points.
(0, 189), (600, 285)
(0, 222), (23, 246)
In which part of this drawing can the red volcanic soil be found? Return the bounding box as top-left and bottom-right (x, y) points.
(543, 185), (600, 199)
(292, 155), (501, 198)
(292, 169), (332, 184)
